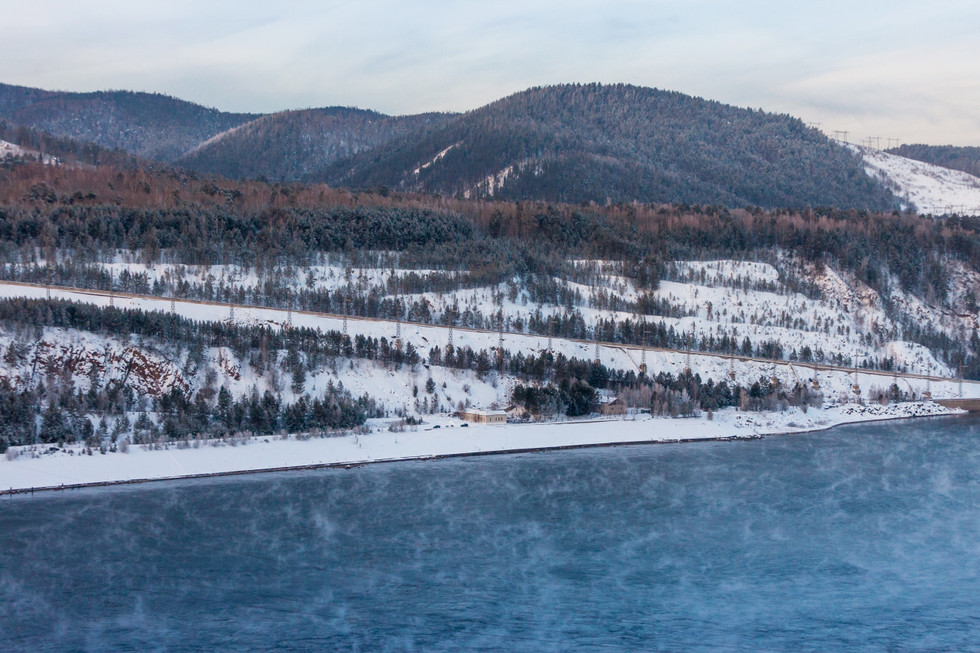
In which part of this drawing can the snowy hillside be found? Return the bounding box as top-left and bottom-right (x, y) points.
(0, 139), (60, 165)
(7, 249), (973, 379)
(852, 144), (980, 215)
(0, 276), (969, 410)
(2, 246), (977, 460)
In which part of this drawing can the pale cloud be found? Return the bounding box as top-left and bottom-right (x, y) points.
(775, 41), (980, 144)
(0, 0), (977, 144)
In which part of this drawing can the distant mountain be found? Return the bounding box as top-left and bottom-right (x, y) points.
(177, 108), (453, 181)
(0, 81), (903, 209)
(315, 83), (899, 210)
(0, 83), (257, 161)
(887, 144), (980, 179)
(0, 122), (146, 169)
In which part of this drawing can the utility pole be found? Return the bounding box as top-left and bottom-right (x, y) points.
(497, 312), (505, 372)
(640, 324), (647, 376)
(342, 295), (348, 338)
(852, 349), (861, 400)
(392, 275), (401, 350)
(547, 317), (553, 354)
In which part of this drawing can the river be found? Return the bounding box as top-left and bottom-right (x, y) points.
(3, 415), (980, 651)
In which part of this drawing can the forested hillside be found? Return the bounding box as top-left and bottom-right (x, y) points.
(1, 161), (978, 373)
(177, 108), (453, 181)
(888, 144), (980, 178)
(1, 160), (978, 450)
(0, 81), (903, 210)
(0, 83), (257, 161)
(0, 162), (970, 299)
(318, 83), (899, 210)
(0, 122), (145, 169)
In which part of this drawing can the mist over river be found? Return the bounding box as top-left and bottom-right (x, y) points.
(3, 415), (980, 651)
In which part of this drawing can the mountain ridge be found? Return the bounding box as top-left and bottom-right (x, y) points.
(0, 82), (259, 161)
(0, 81), (926, 210)
(315, 83), (899, 210)
(177, 107), (455, 181)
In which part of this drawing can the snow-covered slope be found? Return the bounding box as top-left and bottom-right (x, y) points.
(0, 280), (970, 409)
(0, 139), (60, 165)
(1, 249), (976, 468)
(0, 327), (188, 398)
(7, 249), (973, 379)
(852, 144), (980, 215)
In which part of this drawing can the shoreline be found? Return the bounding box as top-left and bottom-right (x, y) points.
(1, 402), (964, 497)
(3, 435), (765, 497)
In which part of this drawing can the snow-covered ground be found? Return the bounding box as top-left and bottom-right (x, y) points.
(12, 246), (976, 378)
(0, 280), (975, 413)
(0, 402), (962, 494)
(852, 143), (980, 215)
(50, 257), (460, 294)
(0, 139), (60, 165)
(395, 258), (962, 377)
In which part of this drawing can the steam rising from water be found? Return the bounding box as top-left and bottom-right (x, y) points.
(3, 416), (980, 650)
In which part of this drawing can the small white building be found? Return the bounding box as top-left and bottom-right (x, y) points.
(459, 408), (507, 424)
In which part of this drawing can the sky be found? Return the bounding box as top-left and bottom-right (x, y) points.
(2, 0), (978, 145)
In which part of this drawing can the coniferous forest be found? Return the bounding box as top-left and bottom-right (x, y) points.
(1, 87), (979, 450)
(0, 162), (978, 372)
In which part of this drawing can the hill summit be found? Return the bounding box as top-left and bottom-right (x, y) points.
(0, 81), (902, 210)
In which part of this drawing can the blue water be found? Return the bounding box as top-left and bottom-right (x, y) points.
(3, 415), (980, 651)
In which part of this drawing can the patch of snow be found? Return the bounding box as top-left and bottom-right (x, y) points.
(0, 139), (60, 165)
(413, 141), (461, 175)
(482, 164), (514, 197)
(671, 260), (780, 285)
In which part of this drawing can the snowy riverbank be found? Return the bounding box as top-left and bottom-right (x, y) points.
(1, 401), (963, 495)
